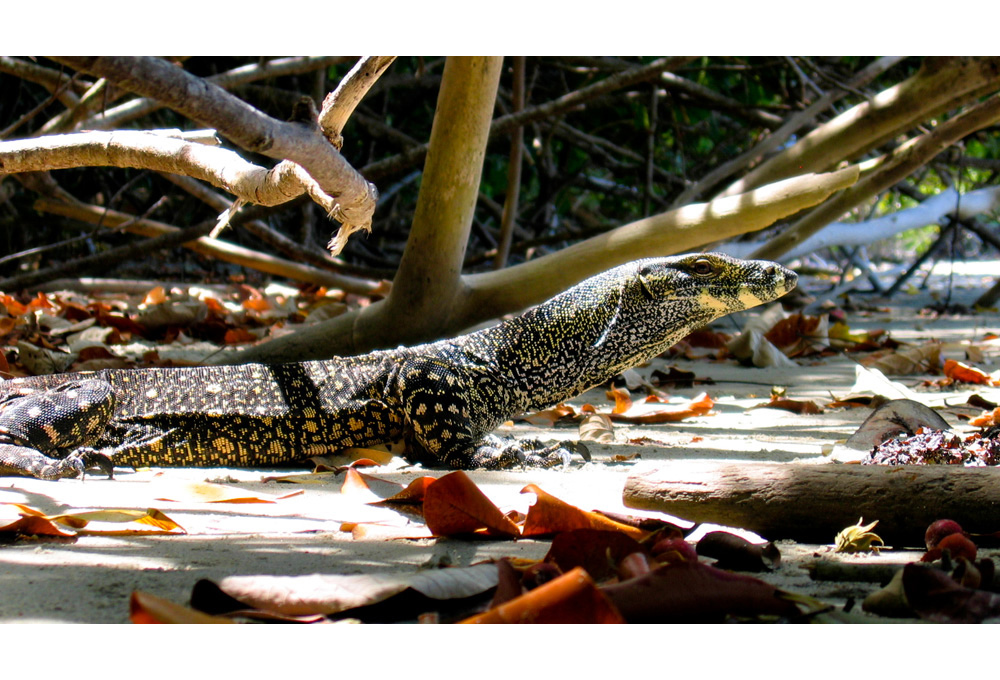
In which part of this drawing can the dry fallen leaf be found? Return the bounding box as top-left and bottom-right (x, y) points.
(130, 591), (236, 624)
(520, 484), (646, 539)
(578, 413), (615, 443)
(423, 471), (520, 538)
(152, 479), (302, 504)
(208, 564), (500, 617)
(834, 517), (884, 554)
(461, 567), (625, 624)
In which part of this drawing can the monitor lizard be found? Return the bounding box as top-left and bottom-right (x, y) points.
(0, 253), (796, 480)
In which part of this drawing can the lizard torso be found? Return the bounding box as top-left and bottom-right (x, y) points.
(0, 253), (797, 479)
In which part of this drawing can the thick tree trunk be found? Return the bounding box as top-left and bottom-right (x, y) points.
(623, 461), (1000, 547)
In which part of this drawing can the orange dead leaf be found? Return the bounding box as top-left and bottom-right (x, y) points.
(605, 387), (633, 414)
(223, 328), (257, 345)
(751, 396), (824, 415)
(203, 297), (226, 314)
(520, 485), (646, 539)
(152, 479), (301, 504)
(242, 297), (271, 312)
(341, 467), (376, 495)
(143, 286), (167, 306)
(609, 392), (714, 424)
(944, 359), (998, 386)
(0, 504), (76, 537)
(130, 591), (235, 624)
(460, 567), (624, 624)
(377, 476), (437, 504)
(969, 407), (1000, 428)
(423, 471), (520, 538)
(519, 403), (576, 426)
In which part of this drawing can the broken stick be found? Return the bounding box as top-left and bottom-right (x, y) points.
(623, 461), (1000, 547)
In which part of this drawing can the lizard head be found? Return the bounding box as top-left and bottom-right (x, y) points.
(591, 252), (797, 363)
(634, 252), (797, 317)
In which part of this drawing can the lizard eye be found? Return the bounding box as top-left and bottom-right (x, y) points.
(691, 258), (715, 277)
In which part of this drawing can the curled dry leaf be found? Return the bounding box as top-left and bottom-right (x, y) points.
(862, 343), (941, 376)
(131, 590), (236, 624)
(521, 484), (646, 539)
(543, 529), (647, 582)
(423, 471), (520, 538)
(696, 531), (781, 571)
(834, 517), (884, 554)
(944, 359), (999, 386)
(152, 479), (302, 504)
(578, 412), (614, 443)
(764, 313), (826, 357)
(901, 563), (1000, 623)
(608, 392), (714, 424)
(461, 567), (625, 624)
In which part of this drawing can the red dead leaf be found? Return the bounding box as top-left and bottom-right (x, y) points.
(424, 471), (520, 538)
(765, 313), (822, 356)
(681, 329), (731, 348)
(521, 484), (646, 539)
(461, 567), (625, 624)
(602, 560), (803, 623)
(544, 529), (648, 582)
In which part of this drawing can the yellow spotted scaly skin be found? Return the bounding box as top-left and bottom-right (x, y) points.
(0, 253), (796, 479)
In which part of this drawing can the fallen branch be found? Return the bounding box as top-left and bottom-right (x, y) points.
(623, 461), (1000, 546)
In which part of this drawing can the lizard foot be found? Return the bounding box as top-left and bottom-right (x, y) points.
(462, 436), (590, 470)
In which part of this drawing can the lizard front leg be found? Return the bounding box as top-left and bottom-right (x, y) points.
(0, 380), (116, 479)
(397, 358), (582, 470)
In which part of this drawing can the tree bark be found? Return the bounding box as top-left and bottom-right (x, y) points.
(623, 461), (1000, 547)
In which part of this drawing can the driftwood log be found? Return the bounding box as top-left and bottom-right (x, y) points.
(623, 461), (1000, 547)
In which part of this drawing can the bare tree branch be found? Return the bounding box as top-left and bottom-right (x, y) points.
(361, 56), (697, 181)
(51, 57), (378, 246)
(751, 93), (1000, 260)
(77, 57), (351, 132)
(320, 56), (396, 150)
(31, 198), (386, 295)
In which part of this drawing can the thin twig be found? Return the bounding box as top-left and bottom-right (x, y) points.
(362, 56), (697, 181)
(493, 56), (526, 270)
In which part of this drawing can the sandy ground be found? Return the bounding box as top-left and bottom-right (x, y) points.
(2, 262), (999, 623)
